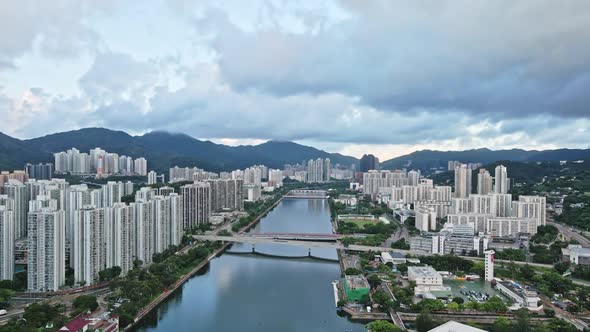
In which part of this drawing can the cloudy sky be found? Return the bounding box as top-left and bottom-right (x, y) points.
(1, 1), (589, 160)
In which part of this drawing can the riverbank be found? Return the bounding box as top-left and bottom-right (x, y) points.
(126, 194), (287, 330)
(126, 241), (232, 330)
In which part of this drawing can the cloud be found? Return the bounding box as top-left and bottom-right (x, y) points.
(198, 1), (590, 119)
(1, 1), (590, 160)
(0, 1), (118, 69)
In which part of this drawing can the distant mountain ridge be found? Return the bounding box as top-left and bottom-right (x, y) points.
(1, 127), (589, 174)
(0, 128), (359, 173)
(380, 147), (590, 172)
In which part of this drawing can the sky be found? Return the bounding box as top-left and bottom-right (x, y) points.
(1, 0), (589, 160)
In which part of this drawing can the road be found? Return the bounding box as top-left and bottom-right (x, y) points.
(548, 221), (590, 247)
(539, 294), (589, 330)
(192, 234), (556, 268)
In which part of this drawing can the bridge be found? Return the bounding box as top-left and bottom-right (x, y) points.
(191, 234), (556, 269)
(232, 232), (342, 241)
(284, 189), (328, 199)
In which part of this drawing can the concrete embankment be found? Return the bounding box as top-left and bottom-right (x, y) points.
(126, 241), (232, 330)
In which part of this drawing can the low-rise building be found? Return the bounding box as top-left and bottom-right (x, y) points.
(408, 266), (443, 286)
(562, 244), (590, 266)
(428, 321), (486, 332)
(495, 280), (542, 310)
(408, 265), (451, 299)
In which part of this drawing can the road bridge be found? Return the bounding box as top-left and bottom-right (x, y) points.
(191, 234), (556, 269)
(284, 189), (328, 199)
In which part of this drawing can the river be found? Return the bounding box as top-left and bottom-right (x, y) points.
(135, 198), (365, 331)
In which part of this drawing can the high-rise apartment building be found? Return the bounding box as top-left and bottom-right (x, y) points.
(73, 206), (105, 286)
(477, 169), (493, 195)
(134, 158), (148, 176)
(360, 154), (380, 172)
(306, 158), (331, 183)
(0, 205), (14, 280)
(27, 207), (66, 291)
(147, 171), (157, 185)
(453, 164), (472, 198)
(494, 165), (509, 194)
(208, 179), (243, 212)
(25, 163), (53, 180)
(104, 203), (134, 276)
(181, 182), (211, 229)
(4, 179), (27, 238)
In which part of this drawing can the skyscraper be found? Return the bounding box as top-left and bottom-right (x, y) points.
(453, 164), (472, 198)
(73, 206), (105, 286)
(360, 154), (379, 172)
(25, 163), (54, 180)
(27, 207), (66, 291)
(4, 179), (27, 238)
(208, 179), (243, 212)
(104, 203), (134, 276)
(477, 169), (493, 195)
(0, 205), (14, 280)
(180, 182), (211, 229)
(147, 171), (157, 185)
(494, 165), (508, 194)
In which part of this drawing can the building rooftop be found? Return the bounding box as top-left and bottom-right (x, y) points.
(345, 275), (370, 289)
(408, 266), (440, 279)
(563, 244), (590, 257)
(428, 321), (487, 332)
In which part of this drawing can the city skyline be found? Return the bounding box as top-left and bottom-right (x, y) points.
(1, 1), (590, 160)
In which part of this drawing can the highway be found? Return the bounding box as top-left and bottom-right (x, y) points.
(191, 234), (556, 268)
(548, 221), (590, 247)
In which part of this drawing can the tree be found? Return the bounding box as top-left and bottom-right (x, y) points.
(544, 318), (579, 332)
(391, 238), (410, 250)
(368, 320), (402, 332)
(481, 296), (507, 313)
(554, 261), (571, 275)
(544, 308), (556, 317)
(368, 274), (382, 288)
(452, 296), (464, 304)
(373, 290), (395, 311)
(73, 295), (99, 313)
(446, 302), (461, 311)
(519, 264), (536, 281)
(413, 299), (445, 312)
(514, 308), (531, 332)
(491, 317), (511, 332)
(415, 310), (435, 332)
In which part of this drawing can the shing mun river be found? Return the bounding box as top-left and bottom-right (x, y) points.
(134, 198), (365, 332)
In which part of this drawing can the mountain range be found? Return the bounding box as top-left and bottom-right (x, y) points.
(0, 127), (589, 174)
(380, 147), (590, 172)
(0, 128), (358, 173)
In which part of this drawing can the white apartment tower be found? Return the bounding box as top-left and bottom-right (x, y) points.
(4, 179), (27, 239)
(180, 182), (211, 229)
(0, 206), (14, 280)
(105, 203), (134, 276)
(73, 206), (105, 286)
(454, 164), (472, 198)
(494, 165), (509, 194)
(27, 208), (66, 291)
(477, 169), (493, 195)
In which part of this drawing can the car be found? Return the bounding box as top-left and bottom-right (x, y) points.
(0, 309), (7, 316)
